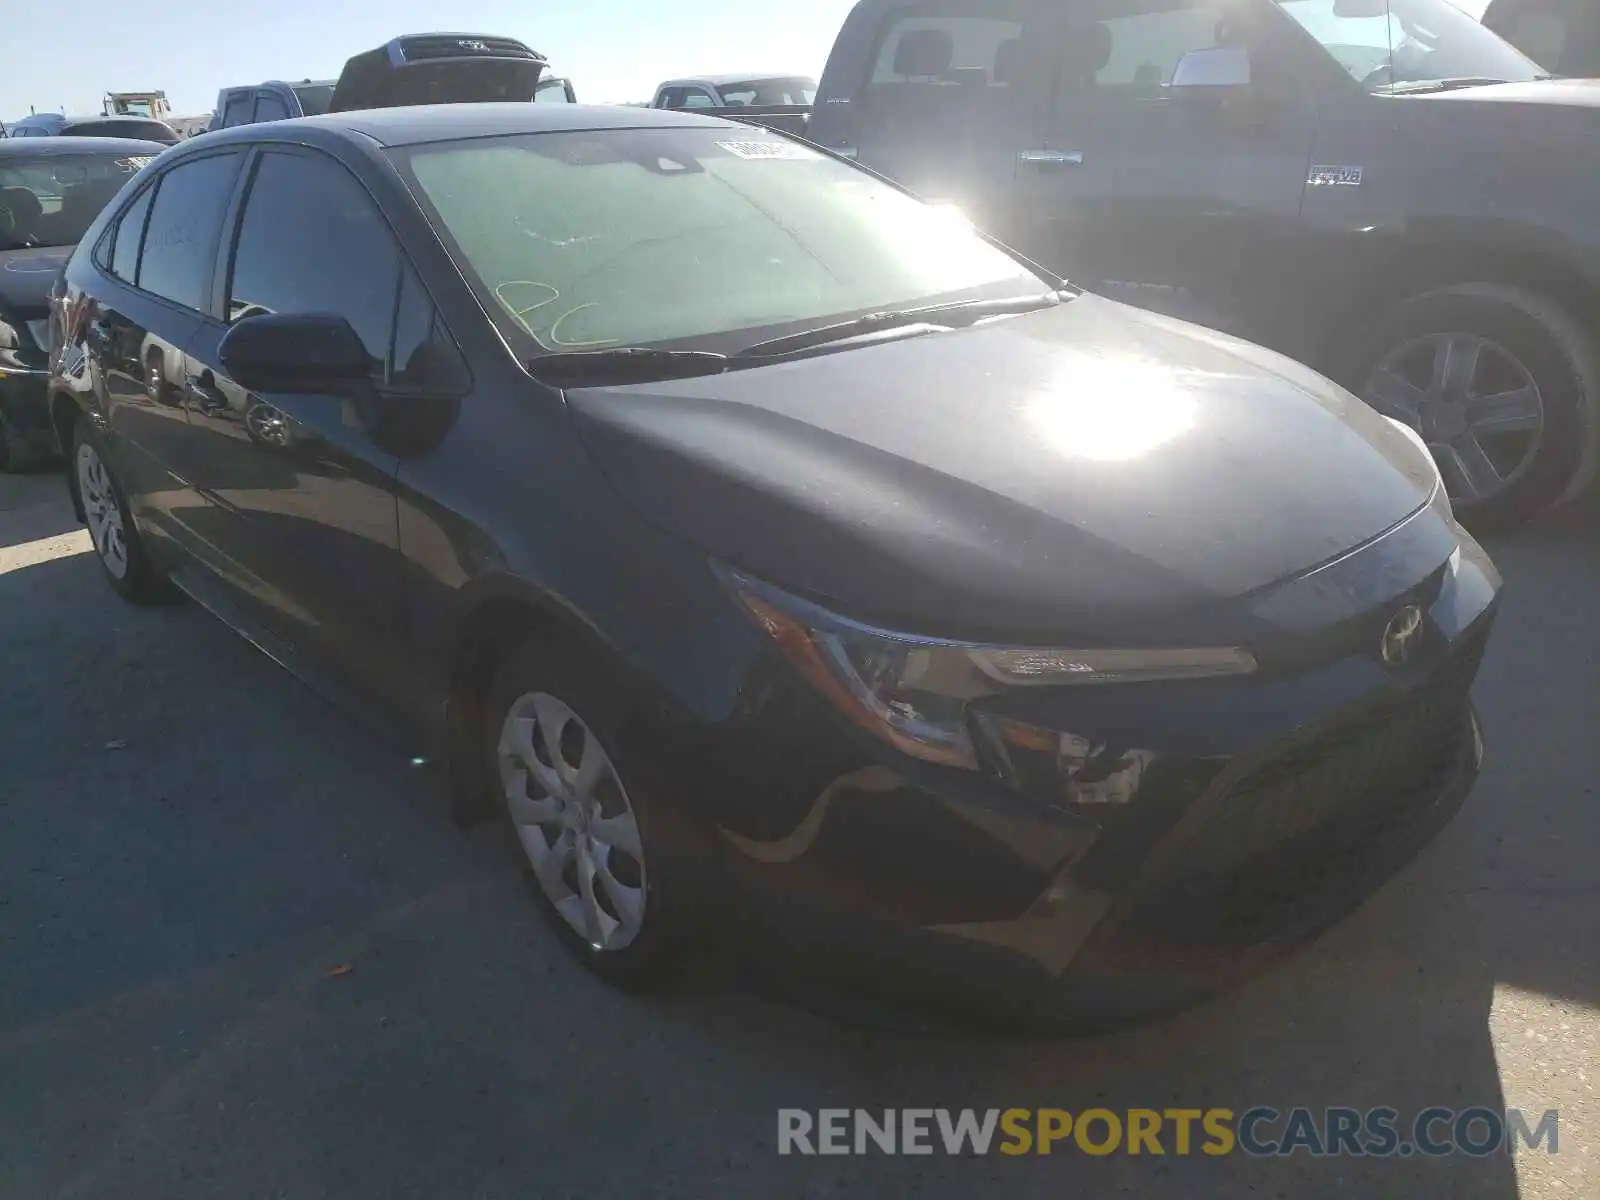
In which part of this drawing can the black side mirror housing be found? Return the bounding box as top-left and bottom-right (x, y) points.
(218, 311), (373, 393)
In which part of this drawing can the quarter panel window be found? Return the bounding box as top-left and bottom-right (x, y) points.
(226, 150), (400, 368)
(138, 152), (240, 311)
(110, 185), (155, 283)
(870, 16), (1025, 86)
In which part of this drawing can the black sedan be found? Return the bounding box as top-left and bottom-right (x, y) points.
(0, 137), (165, 469)
(48, 105), (1500, 1025)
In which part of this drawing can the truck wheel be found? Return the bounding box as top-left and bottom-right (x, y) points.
(1343, 284), (1600, 530)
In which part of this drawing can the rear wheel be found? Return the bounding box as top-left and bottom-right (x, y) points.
(1345, 285), (1600, 529)
(70, 421), (169, 603)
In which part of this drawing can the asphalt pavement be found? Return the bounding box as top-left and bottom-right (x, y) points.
(1, 466), (1595, 1199)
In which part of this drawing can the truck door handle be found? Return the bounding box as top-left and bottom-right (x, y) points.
(1020, 149), (1084, 167)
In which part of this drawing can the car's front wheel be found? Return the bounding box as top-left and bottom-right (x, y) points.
(484, 638), (681, 989)
(1346, 284), (1600, 529)
(70, 421), (168, 603)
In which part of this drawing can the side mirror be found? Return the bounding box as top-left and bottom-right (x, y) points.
(1170, 45), (1253, 91)
(218, 311), (372, 393)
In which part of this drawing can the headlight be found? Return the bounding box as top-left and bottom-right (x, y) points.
(725, 569), (1255, 770)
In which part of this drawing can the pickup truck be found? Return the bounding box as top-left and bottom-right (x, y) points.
(651, 74), (815, 137)
(1483, 0), (1600, 76)
(807, 0), (1600, 528)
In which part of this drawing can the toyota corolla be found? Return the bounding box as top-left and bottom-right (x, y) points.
(49, 104), (1500, 1025)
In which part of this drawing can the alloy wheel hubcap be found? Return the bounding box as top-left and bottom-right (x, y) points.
(498, 692), (647, 951)
(1362, 332), (1545, 504)
(76, 443), (129, 580)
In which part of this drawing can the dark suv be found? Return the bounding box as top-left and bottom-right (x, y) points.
(809, 0), (1600, 528)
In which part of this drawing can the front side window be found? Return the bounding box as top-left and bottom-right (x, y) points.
(678, 88), (718, 108)
(870, 16), (1024, 86)
(716, 77), (818, 106)
(1091, 3), (1227, 89)
(226, 150), (399, 368)
(138, 152), (241, 311)
(0, 151), (150, 250)
(1277, 0), (1542, 90)
(395, 127), (1044, 356)
(222, 94), (254, 127)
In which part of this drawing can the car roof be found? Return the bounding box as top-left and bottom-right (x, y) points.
(0, 136), (167, 158)
(660, 73), (814, 88)
(190, 102), (741, 149)
(64, 115), (173, 126)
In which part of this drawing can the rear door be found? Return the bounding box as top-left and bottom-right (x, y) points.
(78, 151), (244, 550)
(811, 0), (1048, 245)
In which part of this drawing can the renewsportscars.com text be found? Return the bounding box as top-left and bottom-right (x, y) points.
(777, 1107), (1560, 1158)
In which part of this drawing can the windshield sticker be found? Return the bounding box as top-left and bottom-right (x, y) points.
(715, 139), (813, 161)
(117, 156), (157, 172)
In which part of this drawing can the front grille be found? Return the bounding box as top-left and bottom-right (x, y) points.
(400, 35), (541, 63)
(1118, 621), (1490, 949)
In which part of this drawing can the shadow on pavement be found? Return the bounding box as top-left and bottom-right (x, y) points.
(0, 485), (1593, 1199)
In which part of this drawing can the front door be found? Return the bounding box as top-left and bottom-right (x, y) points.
(179, 145), (414, 702)
(1017, 0), (1317, 336)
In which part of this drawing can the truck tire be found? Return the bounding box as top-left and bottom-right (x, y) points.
(1339, 284), (1600, 530)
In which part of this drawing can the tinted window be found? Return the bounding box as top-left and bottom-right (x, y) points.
(227, 151), (399, 367)
(871, 17), (1023, 85)
(0, 150), (150, 251)
(292, 83), (335, 115)
(1092, 3), (1225, 89)
(222, 94), (254, 127)
(254, 92), (290, 122)
(390, 265), (465, 391)
(110, 185), (154, 281)
(398, 127), (1042, 354)
(139, 152), (240, 311)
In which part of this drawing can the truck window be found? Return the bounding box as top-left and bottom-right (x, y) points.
(254, 92), (290, 122)
(1092, 4), (1226, 90)
(870, 17), (1024, 87)
(222, 93), (254, 127)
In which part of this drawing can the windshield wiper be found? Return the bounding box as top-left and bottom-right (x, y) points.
(1388, 77), (1510, 94)
(526, 347), (729, 386)
(733, 292), (1065, 360)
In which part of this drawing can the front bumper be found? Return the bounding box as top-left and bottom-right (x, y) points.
(695, 508), (1499, 1023)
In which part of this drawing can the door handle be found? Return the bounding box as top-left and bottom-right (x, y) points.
(1020, 149), (1085, 167)
(184, 373), (227, 414)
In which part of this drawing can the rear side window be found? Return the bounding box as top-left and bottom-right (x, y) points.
(138, 152), (241, 311)
(870, 16), (1024, 86)
(222, 93), (254, 127)
(225, 150), (400, 366)
(1093, 4), (1226, 89)
(109, 185), (155, 283)
(254, 92), (290, 122)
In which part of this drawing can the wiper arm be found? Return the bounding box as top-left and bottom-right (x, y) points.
(1389, 77), (1509, 94)
(526, 347), (729, 386)
(734, 292), (1064, 360)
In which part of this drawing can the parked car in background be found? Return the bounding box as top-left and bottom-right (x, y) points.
(8, 114), (178, 144)
(652, 74), (816, 135)
(808, 0), (1599, 529)
(48, 104), (1498, 1026)
(210, 79), (337, 131)
(327, 33), (558, 112)
(0, 136), (162, 469)
(1482, 0), (1600, 77)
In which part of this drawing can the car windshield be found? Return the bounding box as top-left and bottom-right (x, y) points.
(1278, 0), (1543, 91)
(394, 127), (1046, 356)
(0, 151), (151, 249)
(717, 77), (817, 106)
(293, 83), (335, 115)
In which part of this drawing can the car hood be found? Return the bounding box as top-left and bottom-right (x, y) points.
(567, 296), (1438, 643)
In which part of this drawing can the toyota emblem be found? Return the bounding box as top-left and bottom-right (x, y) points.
(1381, 604), (1425, 667)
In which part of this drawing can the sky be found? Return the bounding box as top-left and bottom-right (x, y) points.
(2, 0), (1496, 122)
(1, 0), (859, 119)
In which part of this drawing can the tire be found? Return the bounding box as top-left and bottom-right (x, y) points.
(483, 637), (684, 990)
(1339, 284), (1600, 531)
(69, 419), (170, 603)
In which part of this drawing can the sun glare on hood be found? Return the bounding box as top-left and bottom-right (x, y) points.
(1027, 352), (1213, 462)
